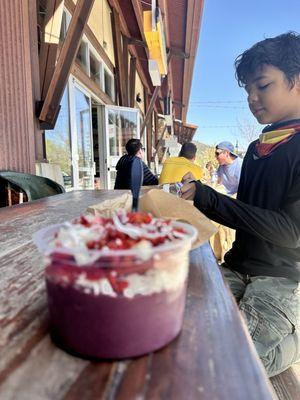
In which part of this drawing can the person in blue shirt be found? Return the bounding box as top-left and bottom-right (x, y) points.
(215, 141), (243, 195)
(114, 139), (158, 189)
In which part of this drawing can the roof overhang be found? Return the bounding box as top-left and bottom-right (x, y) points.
(174, 120), (198, 144)
(164, 0), (204, 123)
(116, 0), (204, 121)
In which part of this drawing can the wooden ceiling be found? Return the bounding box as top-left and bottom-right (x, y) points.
(116, 0), (204, 123)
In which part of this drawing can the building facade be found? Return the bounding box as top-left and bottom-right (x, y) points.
(0, 0), (204, 190)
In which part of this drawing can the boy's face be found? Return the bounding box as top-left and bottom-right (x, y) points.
(245, 64), (300, 124)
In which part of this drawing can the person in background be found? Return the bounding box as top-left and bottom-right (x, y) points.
(114, 139), (158, 189)
(159, 142), (203, 185)
(180, 32), (300, 377)
(203, 161), (217, 185)
(215, 141), (243, 195)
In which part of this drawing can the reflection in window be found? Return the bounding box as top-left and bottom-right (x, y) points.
(107, 108), (138, 158)
(75, 88), (93, 189)
(110, 170), (117, 190)
(90, 52), (102, 87)
(45, 88), (73, 189)
(59, 10), (71, 44)
(76, 41), (88, 72)
(104, 68), (114, 101)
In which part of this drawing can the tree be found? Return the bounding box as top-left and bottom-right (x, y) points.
(193, 141), (218, 169)
(46, 138), (71, 176)
(234, 118), (261, 151)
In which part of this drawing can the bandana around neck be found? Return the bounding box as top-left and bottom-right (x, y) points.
(255, 120), (300, 158)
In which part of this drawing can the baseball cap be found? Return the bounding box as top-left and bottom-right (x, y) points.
(216, 141), (238, 157)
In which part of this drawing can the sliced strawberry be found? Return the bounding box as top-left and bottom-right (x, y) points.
(127, 212), (153, 225)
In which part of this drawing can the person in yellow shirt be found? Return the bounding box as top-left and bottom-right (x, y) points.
(159, 142), (203, 184)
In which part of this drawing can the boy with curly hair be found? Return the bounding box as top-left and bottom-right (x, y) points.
(181, 32), (300, 376)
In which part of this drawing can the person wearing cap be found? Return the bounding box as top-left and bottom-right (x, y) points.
(215, 141), (243, 195)
(159, 142), (203, 185)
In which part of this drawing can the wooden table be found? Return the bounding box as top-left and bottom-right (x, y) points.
(0, 191), (276, 400)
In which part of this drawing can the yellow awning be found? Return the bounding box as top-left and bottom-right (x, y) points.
(143, 10), (168, 76)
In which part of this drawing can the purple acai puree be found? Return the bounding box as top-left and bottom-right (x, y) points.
(46, 276), (187, 359)
(39, 212), (195, 359)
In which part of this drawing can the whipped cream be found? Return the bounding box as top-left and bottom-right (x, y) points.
(71, 251), (189, 298)
(46, 211), (192, 298)
(52, 211), (189, 265)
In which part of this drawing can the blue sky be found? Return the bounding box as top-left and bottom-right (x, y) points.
(187, 0), (300, 148)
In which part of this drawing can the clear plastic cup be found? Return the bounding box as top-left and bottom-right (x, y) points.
(33, 220), (197, 359)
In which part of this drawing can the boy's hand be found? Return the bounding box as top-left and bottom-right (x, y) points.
(181, 172), (196, 201)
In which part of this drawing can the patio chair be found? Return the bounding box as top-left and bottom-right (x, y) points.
(0, 170), (65, 207)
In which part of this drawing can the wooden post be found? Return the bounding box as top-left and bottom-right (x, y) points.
(154, 111), (158, 146)
(111, 7), (127, 106)
(129, 57), (136, 108)
(122, 35), (129, 106)
(146, 109), (153, 165)
(140, 51), (171, 139)
(140, 85), (160, 140)
(39, 0), (64, 101)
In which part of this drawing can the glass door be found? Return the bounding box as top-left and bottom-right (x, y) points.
(104, 106), (140, 188)
(45, 87), (73, 190)
(69, 79), (94, 189)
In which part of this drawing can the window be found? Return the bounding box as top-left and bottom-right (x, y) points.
(75, 37), (115, 102)
(104, 68), (115, 101)
(90, 51), (102, 87)
(45, 88), (73, 189)
(76, 40), (88, 72)
(59, 10), (71, 43)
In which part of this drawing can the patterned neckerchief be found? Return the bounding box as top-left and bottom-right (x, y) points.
(255, 120), (300, 158)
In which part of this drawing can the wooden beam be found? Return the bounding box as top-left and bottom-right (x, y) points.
(64, 0), (115, 73)
(130, 0), (147, 44)
(140, 50), (171, 139)
(169, 47), (190, 59)
(128, 37), (147, 48)
(38, 0), (95, 126)
(39, 0), (64, 101)
(154, 111), (159, 146)
(122, 35), (129, 106)
(140, 86), (160, 140)
(181, 0), (204, 122)
(152, 123), (168, 163)
(146, 107), (153, 164)
(143, 86), (152, 165)
(129, 57), (137, 108)
(71, 63), (115, 106)
(28, 0), (45, 162)
(111, 7), (127, 106)
(158, 0), (174, 104)
(107, 0), (152, 93)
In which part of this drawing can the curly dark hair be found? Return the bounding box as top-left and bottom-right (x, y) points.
(235, 31), (300, 87)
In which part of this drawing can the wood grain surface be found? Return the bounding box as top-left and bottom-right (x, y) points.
(0, 190), (276, 399)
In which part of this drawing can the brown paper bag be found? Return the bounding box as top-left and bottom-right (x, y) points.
(87, 189), (217, 249)
(139, 189), (217, 248)
(87, 192), (132, 217)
